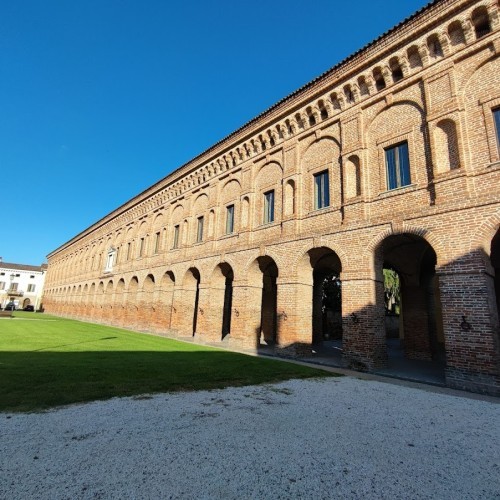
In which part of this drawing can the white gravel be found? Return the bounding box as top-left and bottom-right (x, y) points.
(1, 377), (499, 499)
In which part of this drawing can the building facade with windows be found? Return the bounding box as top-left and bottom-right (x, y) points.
(0, 260), (47, 310)
(45, 0), (500, 395)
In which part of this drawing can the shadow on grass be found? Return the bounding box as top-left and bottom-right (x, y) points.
(0, 350), (337, 413)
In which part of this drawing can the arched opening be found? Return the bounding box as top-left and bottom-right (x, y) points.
(471, 7), (491, 39)
(373, 67), (386, 91)
(427, 34), (443, 59)
(389, 57), (404, 83)
(448, 20), (466, 46)
(23, 298), (31, 309)
(491, 229), (500, 321)
(377, 234), (445, 382)
(407, 46), (423, 69)
(358, 76), (369, 96)
(310, 248), (342, 345)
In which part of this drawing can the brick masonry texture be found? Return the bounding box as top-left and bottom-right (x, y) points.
(45, 0), (500, 395)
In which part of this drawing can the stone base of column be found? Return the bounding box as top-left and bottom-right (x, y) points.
(446, 367), (500, 396)
(341, 346), (387, 372)
(275, 343), (313, 358)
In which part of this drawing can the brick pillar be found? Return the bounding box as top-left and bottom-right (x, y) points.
(401, 283), (433, 360)
(202, 282), (225, 343)
(341, 272), (387, 370)
(171, 282), (199, 338)
(439, 269), (500, 395)
(194, 283), (211, 341)
(228, 282), (262, 351)
(276, 280), (313, 356)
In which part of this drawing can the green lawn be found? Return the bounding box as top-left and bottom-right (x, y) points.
(0, 312), (336, 412)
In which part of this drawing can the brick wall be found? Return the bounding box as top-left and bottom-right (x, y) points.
(44, 0), (500, 395)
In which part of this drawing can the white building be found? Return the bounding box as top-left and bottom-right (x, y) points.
(0, 260), (47, 310)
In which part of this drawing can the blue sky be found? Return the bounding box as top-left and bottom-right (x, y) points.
(0, 0), (430, 265)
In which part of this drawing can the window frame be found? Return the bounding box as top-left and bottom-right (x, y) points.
(263, 190), (275, 224)
(225, 204), (235, 234)
(313, 170), (330, 210)
(385, 141), (411, 190)
(494, 107), (500, 152)
(154, 231), (161, 254)
(172, 225), (180, 249)
(196, 216), (204, 243)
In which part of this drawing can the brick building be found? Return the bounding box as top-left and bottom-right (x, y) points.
(45, 0), (500, 395)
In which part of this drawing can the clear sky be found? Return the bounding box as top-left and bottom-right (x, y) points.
(0, 0), (431, 265)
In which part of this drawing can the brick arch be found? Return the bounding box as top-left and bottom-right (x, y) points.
(293, 241), (349, 281)
(300, 135), (341, 169)
(469, 210), (500, 271)
(181, 266), (201, 286)
(460, 53), (500, 94)
(210, 255), (238, 283)
(243, 248), (283, 281)
(365, 99), (424, 131)
(255, 160), (283, 182)
(366, 224), (446, 268)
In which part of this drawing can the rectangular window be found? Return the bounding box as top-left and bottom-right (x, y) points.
(196, 216), (204, 243)
(226, 205), (235, 234)
(126, 242), (131, 261)
(173, 225), (180, 249)
(10, 282), (18, 291)
(494, 108), (500, 150)
(314, 170), (330, 209)
(0, 282), (5, 290)
(154, 231), (161, 254)
(139, 238), (145, 257)
(30, 275), (35, 279)
(27, 284), (36, 292)
(385, 141), (411, 190)
(263, 190), (275, 224)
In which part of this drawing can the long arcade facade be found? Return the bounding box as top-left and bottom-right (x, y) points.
(46, 0), (500, 395)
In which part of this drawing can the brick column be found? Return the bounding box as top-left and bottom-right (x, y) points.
(341, 272), (387, 370)
(194, 283), (212, 341)
(229, 281), (262, 351)
(439, 269), (500, 395)
(276, 279), (313, 356)
(202, 281), (226, 343)
(170, 284), (198, 338)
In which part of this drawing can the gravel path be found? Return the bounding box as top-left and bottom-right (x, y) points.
(1, 377), (499, 499)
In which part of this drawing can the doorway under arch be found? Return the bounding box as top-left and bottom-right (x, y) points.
(311, 248), (342, 345)
(377, 233), (445, 382)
